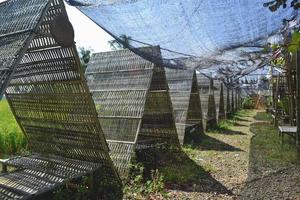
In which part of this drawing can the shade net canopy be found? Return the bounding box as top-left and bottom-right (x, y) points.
(238, 66), (280, 97)
(66, 0), (298, 80)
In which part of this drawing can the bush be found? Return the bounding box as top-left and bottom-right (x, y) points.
(124, 163), (168, 199)
(277, 96), (289, 114)
(242, 97), (255, 109)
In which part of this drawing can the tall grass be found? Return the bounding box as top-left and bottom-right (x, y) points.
(0, 100), (27, 157)
(250, 120), (300, 167)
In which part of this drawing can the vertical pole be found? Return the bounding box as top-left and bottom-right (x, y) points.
(219, 83), (225, 120)
(274, 75), (279, 127)
(206, 78), (217, 130)
(296, 51), (300, 147)
(272, 76), (276, 109)
(231, 89), (234, 114)
(226, 85), (231, 118)
(235, 88), (238, 111)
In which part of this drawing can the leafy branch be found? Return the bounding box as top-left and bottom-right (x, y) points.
(108, 34), (132, 50)
(264, 0), (300, 11)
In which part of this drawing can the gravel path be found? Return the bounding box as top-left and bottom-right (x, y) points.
(167, 110), (300, 200)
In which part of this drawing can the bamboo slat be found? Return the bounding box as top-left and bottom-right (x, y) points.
(165, 68), (203, 145)
(0, 0), (121, 198)
(86, 47), (181, 177)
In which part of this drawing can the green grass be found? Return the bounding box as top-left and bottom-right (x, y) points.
(0, 100), (27, 157)
(250, 115), (300, 167)
(234, 109), (252, 117)
(158, 151), (208, 185)
(210, 120), (233, 132)
(209, 110), (247, 132)
(254, 111), (272, 121)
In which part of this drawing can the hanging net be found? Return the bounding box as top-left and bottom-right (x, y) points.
(66, 0), (298, 81)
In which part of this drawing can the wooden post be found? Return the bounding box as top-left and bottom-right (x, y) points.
(231, 89), (234, 114)
(226, 85), (231, 118)
(218, 83), (225, 120)
(296, 51), (300, 147)
(206, 78), (217, 130)
(274, 75), (280, 127)
(235, 88), (238, 111)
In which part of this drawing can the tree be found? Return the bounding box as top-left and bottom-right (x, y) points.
(264, 0), (300, 11)
(108, 34), (132, 50)
(78, 47), (93, 72)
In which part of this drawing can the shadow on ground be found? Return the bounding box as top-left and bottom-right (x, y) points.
(253, 112), (273, 121)
(231, 122), (248, 127)
(239, 115), (300, 200)
(211, 127), (246, 136)
(194, 134), (243, 152)
(233, 117), (251, 122)
(158, 151), (233, 195)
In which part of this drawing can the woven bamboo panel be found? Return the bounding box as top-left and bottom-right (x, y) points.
(0, 0), (120, 198)
(0, 0), (49, 99)
(225, 86), (232, 117)
(223, 84), (228, 117)
(214, 81), (221, 120)
(165, 68), (203, 145)
(206, 79), (217, 130)
(214, 81), (225, 120)
(197, 74), (217, 130)
(197, 74), (209, 125)
(218, 83), (226, 120)
(231, 89), (235, 114)
(86, 47), (180, 177)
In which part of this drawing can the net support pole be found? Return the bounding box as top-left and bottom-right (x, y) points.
(206, 78), (217, 130)
(274, 75), (279, 127)
(296, 51), (300, 147)
(231, 89), (234, 114)
(218, 83), (225, 120)
(226, 85), (231, 118)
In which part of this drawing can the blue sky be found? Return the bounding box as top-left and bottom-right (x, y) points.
(0, 0), (113, 53)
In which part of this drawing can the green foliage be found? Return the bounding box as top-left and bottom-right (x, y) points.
(217, 120), (233, 129)
(124, 163), (168, 199)
(242, 97), (255, 109)
(53, 176), (90, 200)
(277, 96), (289, 114)
(235, 109), (251, 117)
(264, 0), (300, 11)
(254, 112), (273, 121)
(53, 168), (122, 200)
(0, 100), (27, 157)
(267, 96), (273, 106)
(158, 151), (208, 185)
(78, 47), (93, 72)
(288, 31), (300, 53)
(108, 34), (132, 50)
(207, 119), (234, 133)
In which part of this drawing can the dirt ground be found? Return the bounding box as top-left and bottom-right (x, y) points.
(167, 110), (300, 200)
